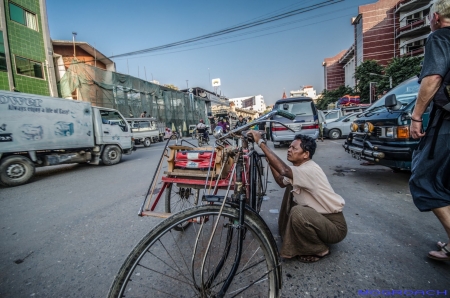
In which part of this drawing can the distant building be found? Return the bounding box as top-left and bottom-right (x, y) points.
(290, 85), (318, 100)
(0, 0), (57, 96)
(229, 95), (266, 113)
(322, 0), (428, 91)
(52, 40), (115, 100)
(322, 50), (347, 91)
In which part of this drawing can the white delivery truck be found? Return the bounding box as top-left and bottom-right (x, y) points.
(0, 90), (134, 187)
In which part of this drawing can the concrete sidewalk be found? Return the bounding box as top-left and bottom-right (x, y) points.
(258, 139), (449, 297)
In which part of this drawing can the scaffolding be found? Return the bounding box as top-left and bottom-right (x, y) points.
(58, 60), (209, 134)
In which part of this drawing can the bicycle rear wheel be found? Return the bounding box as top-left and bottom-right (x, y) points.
(109, 204), (282, 297)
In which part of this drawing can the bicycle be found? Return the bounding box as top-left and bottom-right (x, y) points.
(108, 109), (295, 297)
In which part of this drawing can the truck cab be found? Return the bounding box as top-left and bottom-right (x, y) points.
(343, 77), (428, 171)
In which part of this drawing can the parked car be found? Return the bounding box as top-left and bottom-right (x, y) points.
(270, 97), (319, 147)
(323, 112), (362, 139)
(343, 76), (429, 171)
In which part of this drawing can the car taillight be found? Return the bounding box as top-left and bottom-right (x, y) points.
(397, 126), (410, 139)
(271, 126), (288, 131)
(301, 124), (319, 129)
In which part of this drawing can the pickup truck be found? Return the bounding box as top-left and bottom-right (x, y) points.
(0, 90), (133, 186)
(126, 118), (160, 147)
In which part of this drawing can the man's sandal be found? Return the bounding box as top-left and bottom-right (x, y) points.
(297, 251), (331, 263)
(428, 243), (450, 262)
(437, 241), (447, 250)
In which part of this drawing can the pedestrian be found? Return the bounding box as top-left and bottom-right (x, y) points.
(409, 0), (450, 262)
(208, 112), (216, 132)
(234, 115), (246, 129)
(140, 111), (147, 118)
(246, 131), (347, 263)
(217, 117), (227, 133)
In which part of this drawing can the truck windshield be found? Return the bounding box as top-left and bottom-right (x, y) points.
(100, 110), (128, 132)
(366, 77), (420, 113)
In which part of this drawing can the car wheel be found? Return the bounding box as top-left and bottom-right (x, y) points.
(102, 145), (122, 165)
(328, 129), (341, 139)
(0, 155), (35, 186)
(143, 138), (151, 147)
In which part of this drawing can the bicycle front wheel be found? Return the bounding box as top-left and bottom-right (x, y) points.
(109, 204), (282, 297)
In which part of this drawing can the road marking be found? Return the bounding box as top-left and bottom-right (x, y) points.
(330, 141), (341, 145)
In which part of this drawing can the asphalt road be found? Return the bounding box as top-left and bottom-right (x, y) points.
(0, 137), (449, 297)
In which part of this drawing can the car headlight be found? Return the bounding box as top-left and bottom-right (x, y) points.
(364, 122), (374, 133)
(350, 122), (358, 132)
(386, 127), (394, 138)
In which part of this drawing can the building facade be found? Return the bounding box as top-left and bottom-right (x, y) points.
(290, 85), (318, 100)
(322, 49), (346, 91)
(229, 95), (266, 113)
(323, 0), (430, 91)
(0, 0), (57, 95)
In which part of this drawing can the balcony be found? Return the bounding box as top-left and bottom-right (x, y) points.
(400, 46), (425, 57)
(395, 0), (432, 13)
(396, 16), (430, 38)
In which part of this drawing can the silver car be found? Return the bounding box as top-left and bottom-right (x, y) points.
(270, 97), (319, 147)
(323, 112), (362, 139)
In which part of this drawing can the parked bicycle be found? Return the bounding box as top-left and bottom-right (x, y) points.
(108, 109), (295, 297)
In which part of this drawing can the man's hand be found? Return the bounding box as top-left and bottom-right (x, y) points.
(410, 121), (425, 139)
(246, 130), (262, 144)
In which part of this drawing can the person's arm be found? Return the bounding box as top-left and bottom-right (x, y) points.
(269, 164), (287, 188)
(410, 75), (442, 139)
(246, 131), (293, 179)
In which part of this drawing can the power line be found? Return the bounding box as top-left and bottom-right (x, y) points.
(109, 0), (343, 59)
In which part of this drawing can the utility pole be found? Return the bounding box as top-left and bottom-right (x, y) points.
(72, 32), (77, 58)
(186, 80), (189, 88)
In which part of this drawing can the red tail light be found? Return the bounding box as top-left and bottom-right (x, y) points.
(271, 126), (288, 131)
(301, 124), (319, 129)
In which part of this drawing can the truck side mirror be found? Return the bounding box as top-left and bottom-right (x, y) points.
(283, 103), (289, 110)
(385, 94), (402, 111)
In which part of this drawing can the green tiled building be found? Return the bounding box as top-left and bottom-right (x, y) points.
(0, 0), (57, 96)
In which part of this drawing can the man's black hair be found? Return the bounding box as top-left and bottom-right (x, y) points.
(294, 134), (316, 158)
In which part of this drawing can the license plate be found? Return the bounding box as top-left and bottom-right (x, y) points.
(187, 152), (199, 159)
(186, 161), (199, 168)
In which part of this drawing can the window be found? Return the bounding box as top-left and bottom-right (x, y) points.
(100, 110), (128, 132)
(0, 33), (6, 71)
(15, 56), (44, 78)
(9, 2), (38, 31)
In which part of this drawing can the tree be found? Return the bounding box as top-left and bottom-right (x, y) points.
(384, 56), (422, 87)
(164, 84), (179, 91)
(354, 60), (383, 103)
(316, 85), (355, 110)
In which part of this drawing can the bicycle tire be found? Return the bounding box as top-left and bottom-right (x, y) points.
(108, 204), (282, 298)
(164, 183), (200, 230)
(198, 136), (203, 147)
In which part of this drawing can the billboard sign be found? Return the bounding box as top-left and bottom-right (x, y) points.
(242, 96), (255, 108)
(212, 78), (221, 87)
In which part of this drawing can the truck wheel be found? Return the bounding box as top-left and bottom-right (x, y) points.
(0, 156), (35, 187)
(328, 129), (341, 139)
(143, 138), (151, 147)
(102, 145), (122, 166)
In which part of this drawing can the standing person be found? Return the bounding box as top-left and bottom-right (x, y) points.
(140, 111), (147, 118)
(246, 131), (347, 262)
(318, 110), (326, 142)
(208, 112), (216, 132)
(409, 0), (450, 262)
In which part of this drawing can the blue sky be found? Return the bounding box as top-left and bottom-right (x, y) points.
(47, 0), (376, 105)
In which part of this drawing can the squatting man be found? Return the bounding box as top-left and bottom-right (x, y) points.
(246, 131), (347, 263)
